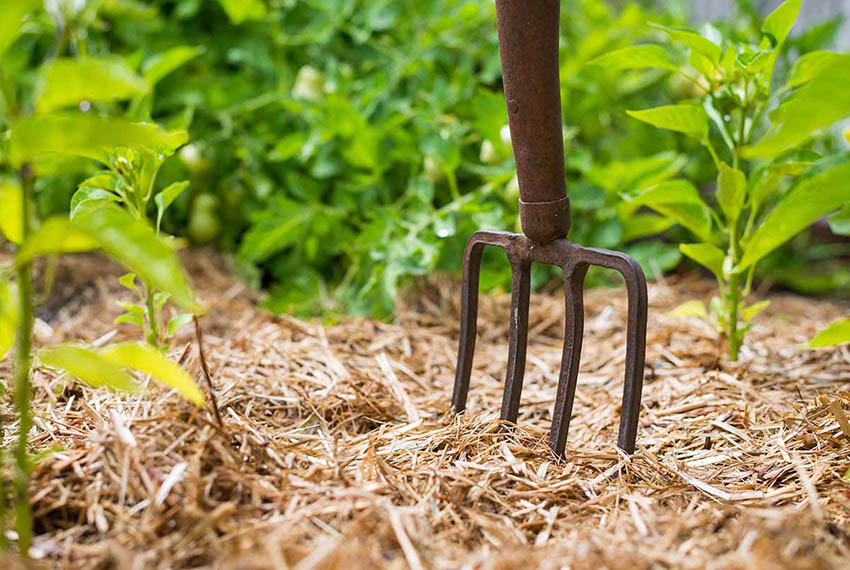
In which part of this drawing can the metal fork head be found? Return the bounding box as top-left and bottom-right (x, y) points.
(452, 230), (648, 458)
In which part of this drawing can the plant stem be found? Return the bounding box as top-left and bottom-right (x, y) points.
(13, 164), (35, 556)
(145, 281), (159, 348)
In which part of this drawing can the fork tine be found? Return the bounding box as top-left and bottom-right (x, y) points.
(614, 257), (648, 454)
(452, 239), (487, 413)
(549, 262), (589, 458)
(499, 256), (532, 424)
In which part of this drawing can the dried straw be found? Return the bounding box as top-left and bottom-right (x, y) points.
(1, 251), (849, 569)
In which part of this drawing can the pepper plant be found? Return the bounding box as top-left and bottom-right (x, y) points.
(0, 0), (204, 556)
(592, 0), (850, 360)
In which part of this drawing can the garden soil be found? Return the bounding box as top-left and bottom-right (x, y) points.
(3, 251), (850, 569)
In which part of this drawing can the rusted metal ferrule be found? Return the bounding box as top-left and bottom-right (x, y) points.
(519, 196), (571, 245)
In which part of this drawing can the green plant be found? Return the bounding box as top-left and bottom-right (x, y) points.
(593, 0), (850, 360)
(15, 0), (690, 316)
(0, 1), (204, 556)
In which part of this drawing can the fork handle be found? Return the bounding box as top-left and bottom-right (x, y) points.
(496, 0), (569, 244)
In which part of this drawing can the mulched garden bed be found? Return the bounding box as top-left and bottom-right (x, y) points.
(3, 252), (850, 569)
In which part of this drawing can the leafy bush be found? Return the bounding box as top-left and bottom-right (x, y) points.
(11, 0), (692, 316)
(594, 0), (850, 359)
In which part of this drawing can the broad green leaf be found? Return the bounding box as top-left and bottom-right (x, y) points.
(828, 203), (850, 235)
(649, 203), (713, 242)
(217, 0), (266, 24)
(73, 206), (199, 312)
(809, 318), (850, 348)
(739, 162), (850, 270)
(716, 163), (747, 223)
(668, 300), (708, 319)
(787, 50), (842, 88)
(155, 181), (190, 232)
(0, 0), (39, 57)
(9, 113), (188, 165)
(0, 179), (23, 244)
(0, 279), (18, 359)
(36, 56), (149, 113)
(653, 25), (721, 63)
(588, 45), (677, 71)
(100, 342), (205, 406)
(621, 214), (674, 241)
(742, 300), (771, 323)
(749, 170), (782, 212)
(39, 344), (139, 392)
(680, 243), (725, 280)
(70, 187), (121, 219)
(746, 55), (850, 158)
(626, 105), (709, 140)
(762, 0), (802, 47)
(167, 313), (194, 336)
(16, 217), (100, 263)
(142, 46), (204, 85)
(630, 179), (706, 206)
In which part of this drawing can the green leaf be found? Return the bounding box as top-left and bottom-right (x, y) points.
(588, 45), (677, 71)
(739, 162), (850, 270)
(653, 25), (721, 63)
(99, 342), (205, 406)
(73, 206), (199, 313)
(0, 279), (18, 359)
(39, 344), (139, 392)
(626, 105), (709, 140)
(746, 54), (850, 158)
(808, 318), (850, 348)
(716, 163), (747, 223)
(742, 300), (771, 323)
(155, 181), (190, 233)
(621, 214), (674, 242)
(668, 300), (708, 319)
(629, 179), (706, 206)
(680, 243), (725, 281)
(36, 56), (149, 114)
(787, 50), (842, 88)
(115, 302), (146, 329)
(9, 113), (188, 165)
(269, 132), (307, 162)
(118, 273), (138, 292)
(70, 187), (121, 219)
(166, 313), (194, 336)
(142, 46), (204, 86)
(0, 0), (39, 58)
(0, 179), (23, 244)
(762, 0), (802, 47)
(15, 217), (100, 263)
(217, 0), (267, 24)
(828, 203), (850, 236)
(648, 203), (713, 242)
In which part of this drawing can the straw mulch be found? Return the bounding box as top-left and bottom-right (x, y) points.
(3, 252), (850, 569)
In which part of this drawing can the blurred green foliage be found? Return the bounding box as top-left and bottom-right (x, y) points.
(2, 0), (847, 317)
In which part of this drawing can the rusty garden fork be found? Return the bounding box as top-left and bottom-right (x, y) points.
(451, 0), (648, 457)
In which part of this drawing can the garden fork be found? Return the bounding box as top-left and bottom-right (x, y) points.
(451, 0), (648, 457)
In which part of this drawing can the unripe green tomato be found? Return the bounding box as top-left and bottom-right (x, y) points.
(479, 139), (499, 164)
(500, 124), (511, 146)
(189, 195), (221, 243)
(423, 156), (445, 182)
(505, 174), (519, 203)
(292, 66), (324, 102)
